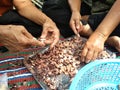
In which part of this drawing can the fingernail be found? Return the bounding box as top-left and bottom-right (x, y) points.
(76, 25), (79, 29)
(77, 33), (80, 37)
(86, 60), (90, 63)
(32, 37), (37, 40)
(39, 38), (46, 43)
(81, 57), (84, 62)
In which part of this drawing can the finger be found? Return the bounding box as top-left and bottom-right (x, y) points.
(46, 27), (60, 48)
(85, 50), (94, 63)
(44, 39), (53, 45)
(92, 51), (99, 61)
(70, 21), (79, 36)
(81, 46), (88, 62)
(50, 35), (59, 48)
(40, 29), (48, 39)
(21, 34), (45, 47)
(30, 38), (45, 47)
(78, 21), (83, 32)
(21, 30), (45, 47)
(75, 19), (80, 30)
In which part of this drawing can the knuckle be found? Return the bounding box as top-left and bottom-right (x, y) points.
(81, 52), (86, 57)
(86, 56), (91, 61)
(18, 26), (24, 29)
(20, 40), (29, 45)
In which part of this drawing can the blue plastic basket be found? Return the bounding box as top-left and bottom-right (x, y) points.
(70, 59), (120, 90)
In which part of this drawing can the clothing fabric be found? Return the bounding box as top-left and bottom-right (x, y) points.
(42, 0), (120, 37)
(0, 0), (43, 38)
(83, 0), (115, 14)
(88, 12), (120, 37)
(0, 10), (42, 37)
(83, 0), (119, 36)
(0, 0), (43, 52)
(0, 0), (13, 15)
(43, 0), (77, 38)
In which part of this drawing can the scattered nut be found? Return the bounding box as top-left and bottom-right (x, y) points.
(25, 36), (115, 90)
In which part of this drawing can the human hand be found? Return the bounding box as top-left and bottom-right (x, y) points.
(69, 11), (83, 36)
(0, 25), (45, 52)
(81, 32), (107, 63)
(40, 20), (60, 48)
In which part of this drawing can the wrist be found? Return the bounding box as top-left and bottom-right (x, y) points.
(72, 10), (80, 14)
(71, 11), (81, 19)
(94, 30), (108, 42)
(44, 18), (56, 26)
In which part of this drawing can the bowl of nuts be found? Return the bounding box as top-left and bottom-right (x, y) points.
(23, 36), (116, 90)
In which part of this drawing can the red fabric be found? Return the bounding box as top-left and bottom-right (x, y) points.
(0, 0), (13, 45)
(0, 0), (13, 15)
(0, 43), (3, 46)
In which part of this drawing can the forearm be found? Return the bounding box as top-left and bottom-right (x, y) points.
(95, 0), (120, 40)
(13, 0), (54, 26)
(68, 0), (81, 13)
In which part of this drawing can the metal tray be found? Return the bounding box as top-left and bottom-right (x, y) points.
(23, 36), (116, 90)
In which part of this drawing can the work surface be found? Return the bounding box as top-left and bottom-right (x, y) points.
(0, 45), (119, 90)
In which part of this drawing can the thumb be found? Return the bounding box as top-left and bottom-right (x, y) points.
(70, 21), (78, 36)
(30, 37), (45, 47)
(22, 28), (45, 47)
(75, 20), (80, 30)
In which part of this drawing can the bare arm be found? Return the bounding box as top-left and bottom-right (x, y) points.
(13, 0), (60, 48)
(95, 0), (120, 40)
(68, 0), (81, 13)
(81, 0), (120, 63)
(13, 0), (53, 26)
(0, 25), (44, 52)
(68, 0), (83, 36)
